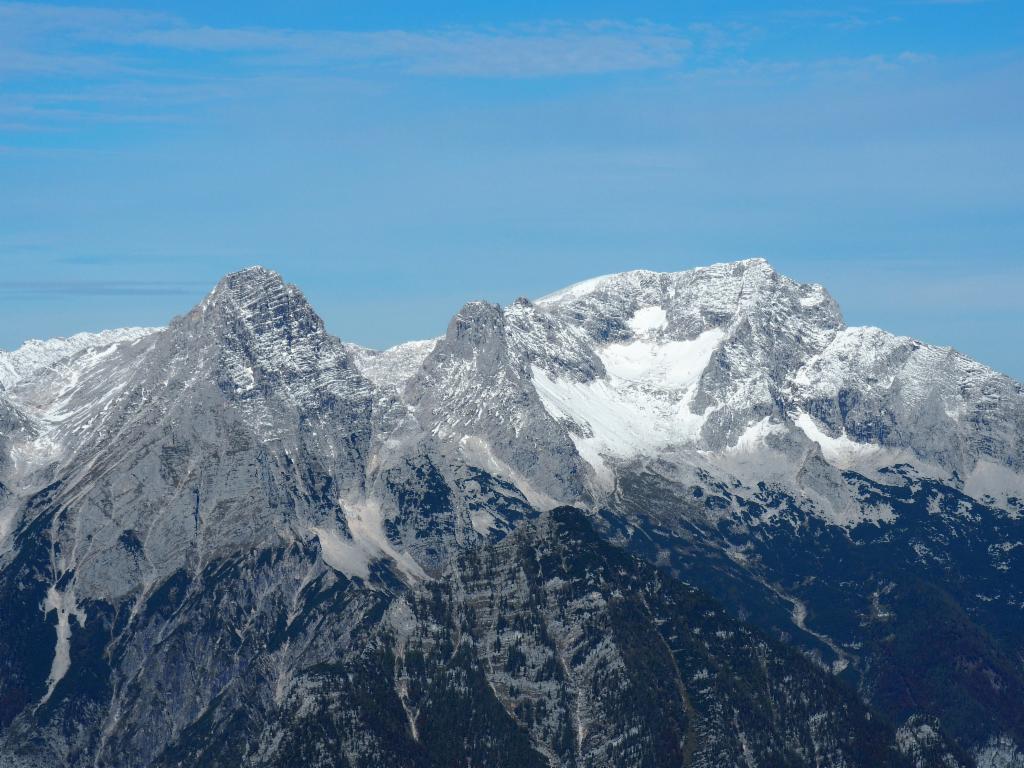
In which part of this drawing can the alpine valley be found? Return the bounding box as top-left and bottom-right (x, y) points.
(0, 259), (1022, 768)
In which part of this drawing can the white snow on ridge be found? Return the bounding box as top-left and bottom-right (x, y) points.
(0, 327), (159, 390)
(535, 273), (615, 304)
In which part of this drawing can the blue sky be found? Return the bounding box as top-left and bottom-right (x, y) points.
(1, 1), (1022, 378)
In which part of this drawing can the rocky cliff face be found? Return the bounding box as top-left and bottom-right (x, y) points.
(0, 261), (1020, 767)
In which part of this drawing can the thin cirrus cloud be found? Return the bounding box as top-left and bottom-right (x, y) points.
(0, 3), (692, 79)
(124, 22), (693, 77)
(0, 280), (208, 298)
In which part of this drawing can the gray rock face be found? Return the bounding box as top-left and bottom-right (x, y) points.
(0, 268), (381, 603)
(0, 508), (920, 768)
(0, 260), (1020, 767)
(404, 299), (597, 507)
(792, 326), (1024, 482)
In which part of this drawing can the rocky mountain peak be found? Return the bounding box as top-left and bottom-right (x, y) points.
(445, 300), (505, 343)
(156, 265), (359, 409)
(216, 264), (287, 295)
(535, 259), (843, 351)
(194, 265), (325, 342)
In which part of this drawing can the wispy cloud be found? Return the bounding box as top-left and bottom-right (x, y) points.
(115, 21), (693, 77)
(772, 8), (902, 31)
(0, 4), (691, 79)
(0, 1), (951, 144)
(673, 50), (935, 84)
(0, 5), (703, 143)
(0, 280), (207, 297)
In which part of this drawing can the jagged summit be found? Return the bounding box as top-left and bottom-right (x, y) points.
(212, 264), (285, 293)
(2, 260), (1016, 508)
(539, 257), (794, 302)
(1, 257), (1020, 510)
(0, 258), (1022, 767)
(223, 264), (280, 281)
(538, 258), (842, 343)
(212, 265), (295, 308)
(444, 300), (506, 347)
(190, 264), (323, 337)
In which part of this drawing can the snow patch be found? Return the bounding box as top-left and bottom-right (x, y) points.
(705, 418), (805, 489)
(312, 525), (371, 581)
(470, 509), (498, 535)
(793, 411), (883, 467)
(531, 328), (725, 489)
(965, 460), (1024, 513)
(41, 585), (86, 703)
(599, 328), (723, 389)
(626, 305), (667, 335)
(727, 417), (788, 454)
(351, 339), (438, 389)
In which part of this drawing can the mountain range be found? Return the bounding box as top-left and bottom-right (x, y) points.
(0, 259), (1021, 767)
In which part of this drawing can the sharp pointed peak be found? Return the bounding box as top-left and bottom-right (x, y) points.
(183, 265), (325, 341)
(225, 264), (279, 278)
(215, 265), (285, 292)
(204, 265), (296, 304)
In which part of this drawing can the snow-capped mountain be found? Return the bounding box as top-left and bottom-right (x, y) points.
(383, 258), (1020, 519)
(0, 260), (1021, 767)
(532, 260), (1022, 508)
(0, 327), (158, 392)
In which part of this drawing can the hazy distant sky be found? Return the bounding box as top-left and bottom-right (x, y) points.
(1, 1), (1021, 378)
